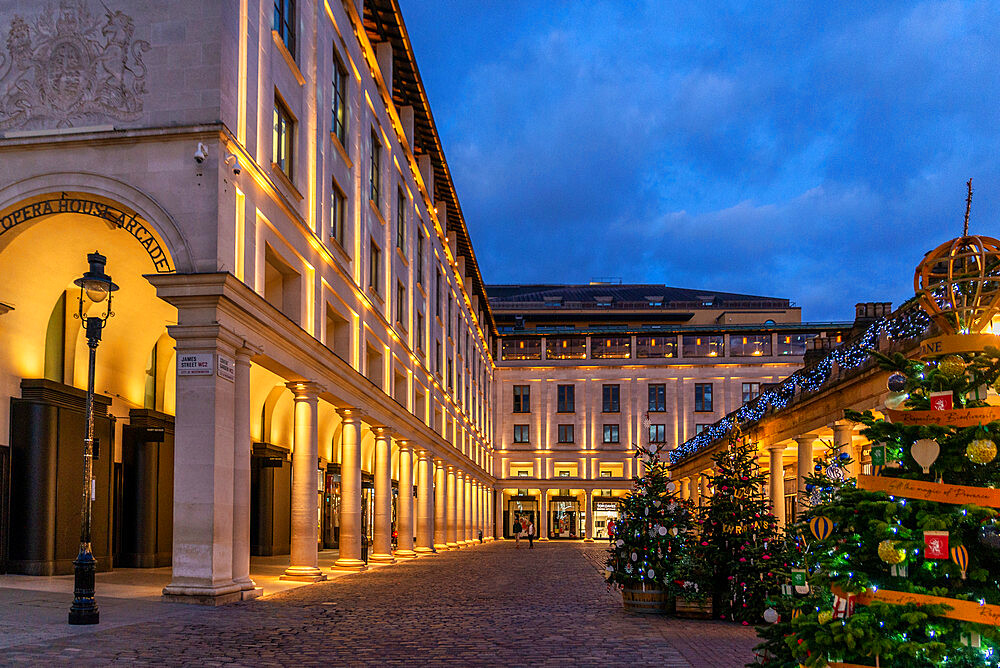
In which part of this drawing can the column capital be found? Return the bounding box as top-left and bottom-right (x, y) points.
(286, 381), (323, 400)
(831, 420), (857, 433)
(370, 425), (391, 438)
(336, 407), (363, 423)
(235, 340), (263, 362)
(396, 439), (413, 452)
(415, 448), (431, 460)
(794, 433), (821, 445)
(766, 441), (788, 452)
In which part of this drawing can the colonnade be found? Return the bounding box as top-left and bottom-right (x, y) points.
(673, 420), (863, 530)
(277, 400), (495, 579)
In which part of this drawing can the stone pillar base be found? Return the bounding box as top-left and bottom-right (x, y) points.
(241, 587), (264, 600)
(161, 582), (244, 606)
(414, 547), (435, 555)
(332, 558), (367, 571)
(369, 553), (395, 564)
(280, 565), (328, 582)
(434, 543), (450, 551)
(234, 577), (257, 591)
(446, 542), (459, 549)
(394, 550), (417, 559)
(583, 538), (595, 543)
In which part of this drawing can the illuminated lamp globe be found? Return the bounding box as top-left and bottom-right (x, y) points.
(74, 252), (119, 303)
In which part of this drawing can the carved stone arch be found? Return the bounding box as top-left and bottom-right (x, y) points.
(0, 171), (195, 273)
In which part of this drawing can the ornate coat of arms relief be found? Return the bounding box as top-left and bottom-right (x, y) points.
(0, 0), (150, 130)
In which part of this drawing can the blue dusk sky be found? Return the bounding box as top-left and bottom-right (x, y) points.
(397, 1), (1000, 322)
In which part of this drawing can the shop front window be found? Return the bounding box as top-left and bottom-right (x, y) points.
(549, 498), (580, 539)
(507, 497), (538, 539)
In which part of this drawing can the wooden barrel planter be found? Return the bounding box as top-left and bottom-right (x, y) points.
(675, 596), (713, 619)
(621, 583), (671, 614)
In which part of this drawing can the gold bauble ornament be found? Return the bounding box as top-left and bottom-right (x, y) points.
(967, 438), (998, 464)
(817, 610), (833, 624)
(878, 539), (907, 565)
(938, 354), (967, 379)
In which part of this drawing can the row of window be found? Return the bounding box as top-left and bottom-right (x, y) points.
(511, 422), (721, 446)
(512, 382), (762, 414)
(500, 333), (820, 361)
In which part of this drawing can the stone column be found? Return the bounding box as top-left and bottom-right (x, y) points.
(475, 482), (482, 541)
(584, 488), (594, 542)
(434, 461), (449, 551)
(767, 442), (787, 529)
(395, 441), (416, 558)
(162, 325), (241, 604)
(369, 426), (395, 563)
(415, 450), (434, 554)
(832, 421), (857, 477)
(494, 488), (503, 539)
(232, 344), (257, 595)
(795, 434), (819, 519)
(698, 475), (708, 507)
(446, 466), (459, 548)
(539, 488), (549, 540)
(680, 477), (690, 501)
(464, 474), (473, 544)
(282, 382), (326, 581)
(455, 471), (466, 547)
(334, 408), (365, 570)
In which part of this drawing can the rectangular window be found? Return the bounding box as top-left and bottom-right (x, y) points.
(602, 384), (620, 413)
(501, 338), (542, 361)
(546, 336), (586, 360)
(513, 424), (530, 443)
(742, 382), (760, 404)
(395, 281), (406, 326)
(435, 268), (442, 317)
(648, 383), (666, 412)
(447, 295), (453, 338)
(649, 424), (666, 443)
(416, 232), (425, 286)
(273, 97), (294, 180)
(592, 336), (631, 359)
(557, 384), (575, 413)
(330, 182), (345, 245)
(694, 383), (713, 412)
(513, 385), (530, 413)
(603, 424), (620, 444)
(695, 423), (710, 436)
(557, 424), (575, 443)
(396, 188), (406, 252)
(331, 52), (347, 146)
(368, 239), (381, 294)
(369, 129), (381, 205)
(447, 359), (453, 390)
(273, 0), (296, 56)
(416, 312), (425, 352)
(730, 333), (772, 357)
(682, 335), (725, 357)
(434, 340), (441, 375)
(636, 335), (677, 358)
(776, 333), (818, 356)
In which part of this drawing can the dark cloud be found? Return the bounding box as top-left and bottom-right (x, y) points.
(399, 0), (1000, 321)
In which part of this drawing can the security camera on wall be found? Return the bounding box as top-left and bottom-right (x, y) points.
(194, 142), (208, 163)
(225, 154), (242, 176)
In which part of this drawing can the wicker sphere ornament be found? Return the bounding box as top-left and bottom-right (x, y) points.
(887, 372), (907, 392)
(938, 355), (968, 379)
(885, 391), (908, 410)
(817, 610), (833, 624)
(878, 539), (907, 565)
(967, 438), (998, 464)
(763, 607), (779, 624)
(914, 183), (1000, 336)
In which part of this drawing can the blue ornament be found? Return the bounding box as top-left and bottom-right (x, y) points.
(805, 483), (815, 492)
(814, 464), (823, 472)
(887, 373), (907, 392)
(838, 452), (850, 461)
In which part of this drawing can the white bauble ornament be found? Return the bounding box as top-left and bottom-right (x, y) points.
(616, 539), (624, 547)
(631, 552), (638, 561)
(763, 607), (779, 624)
(658, 526), (668, 536)
(647, 569), (655, 579)
(666, 482), (676, 492)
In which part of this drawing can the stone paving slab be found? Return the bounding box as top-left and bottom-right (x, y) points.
(0, 542), (757, 667)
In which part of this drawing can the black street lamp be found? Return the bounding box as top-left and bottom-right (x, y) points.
(68, 251), (118, 626)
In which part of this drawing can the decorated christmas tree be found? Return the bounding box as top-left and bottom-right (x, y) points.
(605, 443), (694, 607)
(691, 429), (781, 625)
(753, 186), (1000, 667)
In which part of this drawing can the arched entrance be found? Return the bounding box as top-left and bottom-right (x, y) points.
(0, 188), (179, 574)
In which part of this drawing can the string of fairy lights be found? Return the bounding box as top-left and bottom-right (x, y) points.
(668, 305), (932, 464)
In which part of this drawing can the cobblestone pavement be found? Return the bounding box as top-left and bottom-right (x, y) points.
(2, 542), (757, 667)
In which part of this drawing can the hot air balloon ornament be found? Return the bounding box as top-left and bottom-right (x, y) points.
(950, 544), (969, 579)
(914, 180), (1000, 356)
(809, 516), (834, 541)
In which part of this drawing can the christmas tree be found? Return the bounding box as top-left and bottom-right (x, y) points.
(753, 200), (1000, 666)
(605, 443), (694, 601)
(692, 430), (782, 625)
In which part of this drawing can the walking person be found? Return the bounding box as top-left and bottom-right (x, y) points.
(527, 519), (535, 549)
(513, 515), (521, 548)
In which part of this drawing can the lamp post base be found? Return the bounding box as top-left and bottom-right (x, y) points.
(68, 550), (99, 625)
